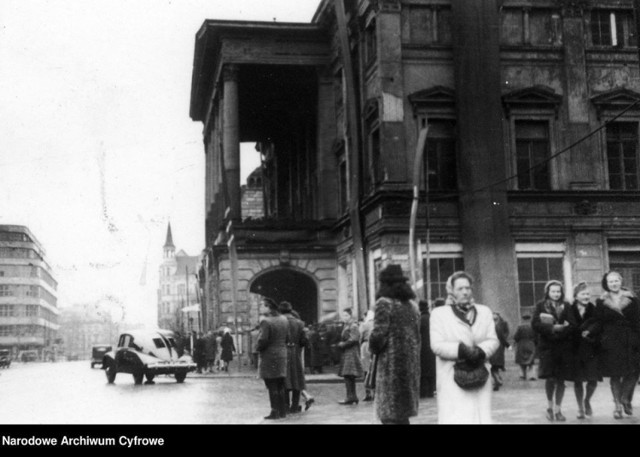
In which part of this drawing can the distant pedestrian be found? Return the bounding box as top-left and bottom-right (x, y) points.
(418, 300), (436, 398)
(359, 309), (375, 402)
(337, 308), (363, 405)
(591, 271), (640, 419)
(249, 325), (260, 369)
(215, 332), (223, 370)
(513, 315), (536, 380)
(204, 330), (217, 373)
(430, 271), (499, 424)
(194, 332), (206, 374)
(489, 312), (510, 392)
(532, 280), (573, 422)
(256, 297), (289, 420)
(565, 281), (600, 419)
(307, 324), (324, 374)
(370, 265), (420, 424)
(220, 328), (235, 372)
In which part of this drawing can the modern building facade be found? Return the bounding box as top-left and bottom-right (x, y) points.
(58, 302), (120, 360)
(190, 0), (640, 332)
(157, 224), (201, 334)
(0, 225), (60, 359)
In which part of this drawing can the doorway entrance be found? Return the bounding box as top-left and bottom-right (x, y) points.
(250, 268), (318, 325)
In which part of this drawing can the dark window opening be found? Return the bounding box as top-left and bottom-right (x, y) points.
(515, 120), (551, 190)
(607, 122), (639, 190)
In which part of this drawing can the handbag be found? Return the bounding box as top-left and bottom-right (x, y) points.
(364, 354), (378, 389)
(453, 359), (489, 390)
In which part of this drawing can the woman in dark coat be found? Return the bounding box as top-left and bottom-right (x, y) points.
(369, 264), (421, 424)
(489, 313), (510, 392)
(590, 271), (640, 419)
(337, 308), (363, 405)
(564, 281), (601, 419)
(513, 315), (536, 380)
(256, 297), (289, 419)
(220, 329), (236, 372)
(419, 300), (436, 398)
(532, 280), (573, 422)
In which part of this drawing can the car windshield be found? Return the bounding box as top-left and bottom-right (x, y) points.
(152, 338), (166, 349)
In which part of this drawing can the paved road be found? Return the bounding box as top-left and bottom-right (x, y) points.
(0, 359), (638, 424)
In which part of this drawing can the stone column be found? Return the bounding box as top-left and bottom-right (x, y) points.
(223, 64), (241, 220)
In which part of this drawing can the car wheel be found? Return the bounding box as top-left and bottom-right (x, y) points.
(175, 372), (187, 383)
(91, 362), (95, 369)
(105, 363), (116, 384)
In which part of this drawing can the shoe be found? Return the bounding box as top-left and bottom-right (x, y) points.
(585, 400), (592, 417)
(305, 398), (315, 411)
(338, 399), (358, 405)
(614, 410), (623, 419)
(623, 403), (633, 416)
(493, 385), (500, 391)
(363, 395), (374, 402)
(529, 377), (537, 381)
(555, 412), (566, 422)
(546, 408), (554, 421)
(577, 411), (585, 420)
(519, 376), (526, 380)
(263, 412), (280, 420)
(289, 405), (302, 414)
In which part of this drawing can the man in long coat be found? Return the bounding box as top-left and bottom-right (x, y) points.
(257, 297), (289, 419)
(279, 301), (307, 413)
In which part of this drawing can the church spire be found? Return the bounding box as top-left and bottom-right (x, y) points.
(163, 223), (175, 259)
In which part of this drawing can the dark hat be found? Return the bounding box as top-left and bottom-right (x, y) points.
(278, 301), (293, 313)
(379, 264), (408, 283)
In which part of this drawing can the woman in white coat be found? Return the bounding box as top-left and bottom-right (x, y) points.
(430, 271), (500, 424)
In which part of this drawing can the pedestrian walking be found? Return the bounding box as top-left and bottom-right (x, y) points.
(337, 308), (363, 405)
(591, 271), (640, 419)
(194, 332), (206, 374)
(532, 280), (573, 422)
(256, 297), (289, 420)
(359, 309), (375, 402)
(214, 332), (223, 370)
(513, 314), (536, 380)
(430, 271), (499, 424)
(418, 300), (436, 398)
(220, 328), (235, 372)
(204, 330), (217, 373)
(565, 281), (601, 419)
(369, 264), (420, 424)
(279, 301), (307, 413)
(489, 312), (510, 392)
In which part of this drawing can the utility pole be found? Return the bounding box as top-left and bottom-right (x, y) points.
(225, 207), (242, 372)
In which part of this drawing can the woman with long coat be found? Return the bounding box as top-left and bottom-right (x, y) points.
(369, 264), (421, 424)
(590, 271), (640, 419)
(220, 328), (236, 372)
(256, 297), (289, 419)
(513, 315), (536, 380)
(359, 310), (375, 402)
(564, 281), (601, 419)
(532, 280), (573, 422)
(430, 271), (499, 424)
(337, 308), (363, 405)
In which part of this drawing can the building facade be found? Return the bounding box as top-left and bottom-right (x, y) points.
(157, 224), (201, 334)
(58, 302), (121, 360)
(190, 0), (640, 332)
(0, 225), (60, 359)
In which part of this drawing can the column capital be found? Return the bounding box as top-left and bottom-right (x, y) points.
(222, 64), (239, 82)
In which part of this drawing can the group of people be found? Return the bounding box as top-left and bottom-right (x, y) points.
(532, 271), (640, 422)
(192, 329), (235, 373)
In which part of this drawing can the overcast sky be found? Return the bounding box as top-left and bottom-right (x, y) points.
(0, 0), (320, 325)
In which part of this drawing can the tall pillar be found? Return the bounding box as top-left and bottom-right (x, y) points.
(223, 64), (241, 220)
(451, 0), (520, 328)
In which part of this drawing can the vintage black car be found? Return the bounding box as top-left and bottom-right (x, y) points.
(90, 344), (112, 368)
(102, 330), (196, 385)
(0, 349), (11, 368)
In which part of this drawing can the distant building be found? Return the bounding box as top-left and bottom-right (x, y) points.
(157, 223), (201, 334)
(0, 225), (60, 360)
(58, 302), (120, 360)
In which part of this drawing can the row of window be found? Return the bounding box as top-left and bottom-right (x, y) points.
(402, 6), (636, 49)
(0, 247), (43, 261)
(0, 265), (58, 290)
(0, 232), (32, 242)
(413, 119), (639, 192)
(0, 325), (47, 337)
(160, 284), (196, 296)
(0, 284), (57, 305)
(0, 304), (58, 322)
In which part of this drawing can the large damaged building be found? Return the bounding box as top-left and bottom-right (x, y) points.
(189, 0), (640, 332)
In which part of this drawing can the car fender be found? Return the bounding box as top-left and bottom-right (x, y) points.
(102, 352), (116, 369)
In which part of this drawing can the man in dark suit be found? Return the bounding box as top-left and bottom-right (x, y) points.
(257, 297), (289, 419)
(279, 301), (308, 413)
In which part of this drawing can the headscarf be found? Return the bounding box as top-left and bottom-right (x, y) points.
(445, 271), (476, 324)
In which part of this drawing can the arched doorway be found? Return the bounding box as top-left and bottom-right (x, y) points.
(250, 268), (318, 324)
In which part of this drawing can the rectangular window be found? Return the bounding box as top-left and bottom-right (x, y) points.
(370, 127), (381, 184)
(339, 158), (348, 214)
(0, 285), (13, 297)
(26, 286), (39, 297)
(607, 122), (639, 190)
(26, 305), (38, 317)
(517, 256), (563, 311)
(178, 284), (186, 295)
(409, 6), (452, 45)
(515, 120), (551, 190)
(424, 257), (465, 301)
(501, 8), (561, 46)
(591, 10), (637, 47)
(425, 120), (457, 191)
(365, 19), (377, 65)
